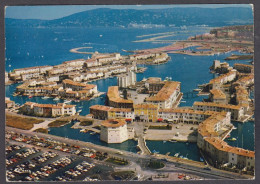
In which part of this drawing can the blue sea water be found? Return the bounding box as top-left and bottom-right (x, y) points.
(5, 25), (255, 160)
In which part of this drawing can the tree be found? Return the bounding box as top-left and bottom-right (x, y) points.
(123, 89), (128, 99)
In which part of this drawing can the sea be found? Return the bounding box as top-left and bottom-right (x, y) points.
(5, 25), (255, 161)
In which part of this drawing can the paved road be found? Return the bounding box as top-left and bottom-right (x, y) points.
(6, 127), (253, 180)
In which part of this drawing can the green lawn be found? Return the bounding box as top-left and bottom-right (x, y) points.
(148, 125), (172, 130)
(34, 128), (48, 134)
(106, 157), (129, 165)
(79, 120), (93, 126)
(147, 160), (165, 169)
(6, 114), (43, 130)
(48, 120), (69, 127)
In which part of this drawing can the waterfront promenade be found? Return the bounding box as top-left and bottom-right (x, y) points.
(6, 127), (253, 180)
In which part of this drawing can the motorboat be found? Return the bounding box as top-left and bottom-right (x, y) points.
(42, 96), (50, 99)
(174, 153), (180, 157)
(229, 137), (237, 141)
(169, 140), (177, 143)
(53, 97), (60, 101)
(64, 100), (72, 104)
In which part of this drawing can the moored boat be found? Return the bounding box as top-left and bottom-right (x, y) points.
(64, 100), (71, 104)
(53, 97), (60, 101)
(169, 140), (177, 143)
(174, 152), (180, 157)
(227, 137), (237, 141)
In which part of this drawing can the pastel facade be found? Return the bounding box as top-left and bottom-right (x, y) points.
(90, 105), (112, 120)
(94, 53), (121, 65)
(62, 79), (97, 93)
(89, 105), (134, 121)
(153, 53), (169, 64)
(146, 81), (182, 109)
(5, 98), (15, 109)
(108, 108), (134, 120)
(63, 59), (85, 67)
(129, 52), (156, 60)
(23, 102), (76, 117)
(197, 112), (255, 171)
(234, 85), (249, 110)
(11, 65), (53, 81)
(235, 74), (254, 87)
(134, 103), (158, 122)
(209, 89), (226, 104)
(158, 108), (222, 124)
(209, 70), (237, 89)
(193, 101), (244, 121)
(5, 72), (9, 83)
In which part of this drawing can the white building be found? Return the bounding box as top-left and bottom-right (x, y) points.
(84, 58), (100, 68)
(47, 75), (60, 82)
(108, 108), (135, 120)
(209, 70), (237, 89)
(100, 119), (128, 143)
(5, 71), (9, 83)
(63, 59), (85, 67)
(117, 71), (136, 88)
(193, 101), (244, 121)
(158, 108), (224, 124)
(146, 81), (182, 109)
(23, 102), (76, 117)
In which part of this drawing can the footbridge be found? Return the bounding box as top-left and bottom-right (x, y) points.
(137, 137), (151, 155)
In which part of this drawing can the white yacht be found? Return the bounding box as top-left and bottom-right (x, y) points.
(64, 100), (72, 104)
(53, 97), (60, 101)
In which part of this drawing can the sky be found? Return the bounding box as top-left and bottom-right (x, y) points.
(5, 4), (252, 20)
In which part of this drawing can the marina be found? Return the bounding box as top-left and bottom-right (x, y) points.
(4, 5), (255, 181)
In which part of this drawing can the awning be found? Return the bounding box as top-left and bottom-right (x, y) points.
(125, 119), (132, 121)
(158, 118), (163, 122)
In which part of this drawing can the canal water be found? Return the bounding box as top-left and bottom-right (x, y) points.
(5, 25), (255, 161)
(48, 121), (138, 153)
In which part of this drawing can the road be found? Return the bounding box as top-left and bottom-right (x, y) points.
(6, 127), (253, 180)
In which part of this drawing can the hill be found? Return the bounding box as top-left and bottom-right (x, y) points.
(5, 7), (253, 28)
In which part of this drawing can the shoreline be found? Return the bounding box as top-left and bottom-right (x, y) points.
(5, 126), (254, 180)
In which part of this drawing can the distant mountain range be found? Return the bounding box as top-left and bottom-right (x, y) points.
(5, 7), (253, 28)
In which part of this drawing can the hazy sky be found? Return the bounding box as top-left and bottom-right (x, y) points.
(5, 4), (252, 20)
